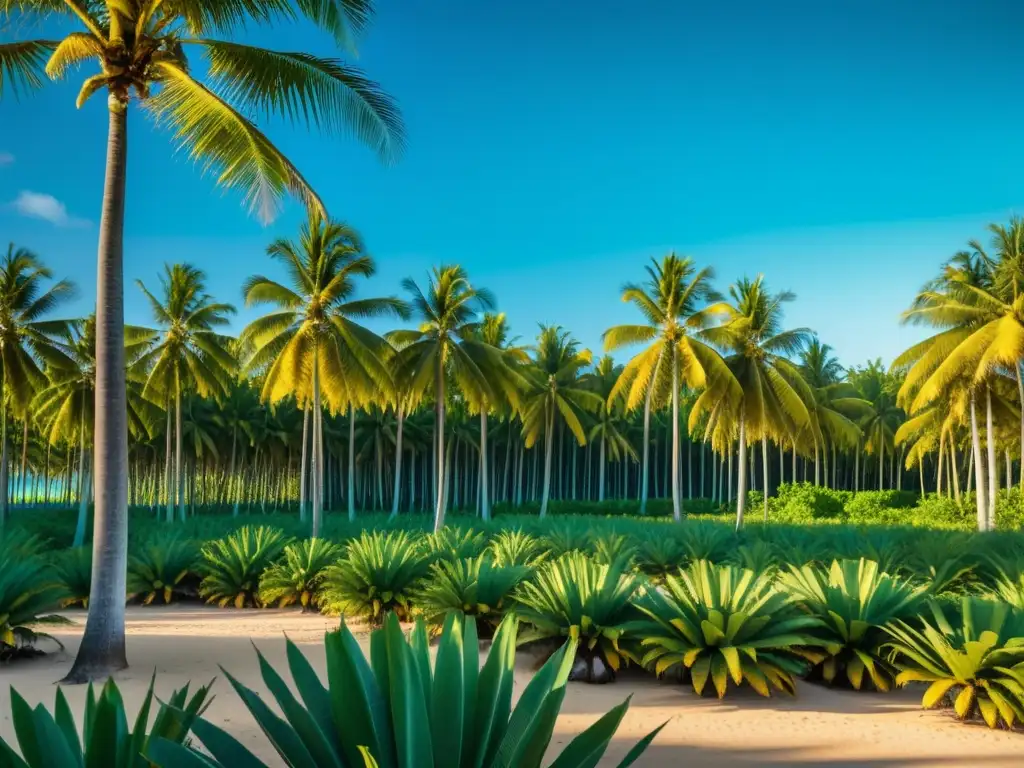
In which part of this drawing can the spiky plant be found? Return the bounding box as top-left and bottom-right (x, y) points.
(258, 538), (342, 611)
(590, 531), (638, 567)
(985, 555), (1024, 608)
(488, 529), (544, 566)
(634, 532), (687, 583)
(52, 546), (93, 608)
(416, 555), (532, 634)
(779, 558), (927, 691)
(319, 530), (431, 624)
(198, 526), (289, 608)
(541, 521), (591, 557)
(732, 539), (780, 575)
(631, 560), (822, 697)
(0, 556), (69, 660)
(127, 535), (200, 605)
(0, 529), (47, 561)
(422, 527), (488, 560)
(680, 523), (735, 563)
(515, 551), (640, 683)
(886, 598), (1024, 729)
(902, 533), (978, 596)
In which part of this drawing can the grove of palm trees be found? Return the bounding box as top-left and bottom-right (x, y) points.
(3, 1), (1024, 766)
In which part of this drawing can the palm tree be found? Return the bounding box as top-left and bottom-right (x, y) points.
(2, 0), (404, 683)
(603, 254), (734, 521)
(0, 245), (76, 523)
(392, 266), (517, 531)
(585, 356), (638, 502)
(239, 211), (406, 534)
(695, 275), (812, 529)
(134, 264), (236, 523)
(521, 326), (601, 518)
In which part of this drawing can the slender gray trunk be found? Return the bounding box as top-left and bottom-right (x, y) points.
(433, 360), (446, 531)
(479, 409), (490, 521)
(539, 405), (555, 518)
(229, 424), (239, 517)
(299, 404), (309, 522)
(73, 402), (89, 547)
(639, 385), (652, 514)
(175, 383), (184, 522)
(735, 413), (747, 530)
(671, 346), (681, 521)
(311, 360), (323, 537)
(970, 390), (987, 531)
(598, 436), (606, 503)
(762, 434), (769, 521)
(986, 385), (997, 531)
(390, 404), (405, 518)
(347, 403), (356, 521)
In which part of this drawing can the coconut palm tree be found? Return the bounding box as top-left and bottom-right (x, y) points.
(239, 211), (406, 533)
(520, 326), (601, 518)
(133, 264), (236, 523)
(2, 0), (403, 683)
(392, 266), (517, 530)
(694, 275), (812, 529)
(0, 245), (76, 523)
(603, 253), (735, 521)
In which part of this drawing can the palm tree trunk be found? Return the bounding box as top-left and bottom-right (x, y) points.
(311, 372), (323, 537)
(970, 390), (987, 531)
(598, 436), (606, 503)
(762, 434), (769, 522)
(671, 345), (682, 521)
(347, 403), (357, 521)
(299, 404), (309, 522)
(230, 425), (239, 517)
(986, 385), (997, 531)
(539, 404), (555, 518)
(735, 413), (747, 530)
(1006, 449), (1012, 494)
(175, 384), (184, 522)
(64, 99), (130, 682)
(18, 419), (28, 506)
(390, 404), (405, 519)
(479, 409), (491, 521)
(639, 386), (652, 514)
(813, 438), (820, 486)
(73, 403), (89, 547)
(1017, 364), (1024, 488)
(878, 436), (884, 492)
(950, 435), (962, 504)
(433, 361), (447, 532)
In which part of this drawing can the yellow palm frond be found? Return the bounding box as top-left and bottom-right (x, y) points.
(44, 32), (102, 80)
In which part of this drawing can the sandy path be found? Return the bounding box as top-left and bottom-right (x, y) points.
(1, 606), (1022, 767)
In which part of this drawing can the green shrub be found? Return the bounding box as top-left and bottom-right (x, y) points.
(634, 532), (687, 582)
(1, 674), (212, 767)
(886, 598), (1024, 729)
(771, 483), (849, 522)
(780, 558), (926, 691)
(258, 538), (342, 610)
(680, 522), (735, 563)
(423, 527), (488, 560)
(148, 612), (662, 768)
(127, 535), (200, 605)
(52, 546), (92, 608)
(590, 531), (637, 566)
(0, 556), (69, 659)
(416, 555), (532, 632)
(319, 530), (431, 623)
(731, 539), (779, 575)
(631, 560), (821, 697)
(488, 529), (543, 566)
(902, 532), (978, 595)
(541, 521), (591, 556)
(198, 526), (289, 608)
(516, 551), (640, 683)
(0, 529), (48, 561)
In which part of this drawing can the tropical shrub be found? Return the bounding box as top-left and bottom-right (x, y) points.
(901, 532), (977, 596)
(590, 531), (637, 567)
(258, 538), (342, 610)
(423, 527), (488, 560)
(488, 528), (543, 566)
(198, 526), (289, 608)
(515, 551), (640, 683)
(779, 558), (926, 690)
(52, 546), (93, 608)
(886, 598), (1024, 729)
(127, 535), (200, 605)
(631, 560), (821, 697)
(148, 612), (663, 768)
(771, 482), (848, 522)
(731, 539), (779, 575)
(985, 554), (1024, 608)
(0, 557), (69, 660)
(634, 532), (687, 582)
(1, 675), (212, 767)
(541, 521), (591, 557)
(416, 555), (532, 632)
(680, 523), (734, 563)
(0, 529), (47, 561)
(319, 530), (431, 623)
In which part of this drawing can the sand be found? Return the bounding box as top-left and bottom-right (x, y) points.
(1, 606), (1022, 767)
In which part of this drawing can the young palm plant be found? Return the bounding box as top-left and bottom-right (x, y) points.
(0, 555), (69, 659)
(422, 526), (488, 560)
(779, 558), (927, 691)
(488, 528), (544, 566)
(631, 560), (823, 697)
(198, 526), (289, 608)
(53, 546), (94, 608)
(416, 554), (533, 634)
(147, 612), (662, 768)
(515, 551), (641, 683)
(1, 0), (403, 682)
(258, 537), (342, 611)
(127, 535), (201, 605)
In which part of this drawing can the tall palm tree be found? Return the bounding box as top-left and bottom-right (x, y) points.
(521, 325), (601, 518)
(239, 211), (406, 534)
(585, 356), (638, 502)
(695, 275), (812, 529)
(0, 245), (76, 523)
(392, 266), (516, 531)
(603, 253), (734, 521)
(2, 0), (404, 682)
(134, 264), (236, 523)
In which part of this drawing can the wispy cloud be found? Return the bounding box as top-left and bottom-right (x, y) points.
(0, 152), (13, 166)
(12, 190), (89, 227)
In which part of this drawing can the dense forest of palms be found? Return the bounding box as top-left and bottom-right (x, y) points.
(4, 216), (1023, 538)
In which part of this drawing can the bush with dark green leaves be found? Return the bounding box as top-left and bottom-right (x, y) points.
(127, 535), (200, 605)
(487, 528), (544, 566)
(423, 527), (488, 560)
(147, 612), (663, 768)
(198, 526), (288, 608)
(0, 556), (68, 660)
(52, 546), (92, 608)
(257, 537), (342, 611)
(416, 554), (532, 632)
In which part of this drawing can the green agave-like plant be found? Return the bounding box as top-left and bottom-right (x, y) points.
(319, 530), (431, 623)
(679, 523), (735, 564)
(885, 597), (1024, 729)
(52, 546), (92, 609)
(515, 551), (640, 683)
(147, 612), (663, 768)
(416, 555), (532, 632)
(0, 674), (212, 768)
(258, 538), (342, 611)
(589, 532), (637, 567)
(984, 555), (1024, 609)
(779, 558), (927, 691)
(127, 535), (200, 605)
(198, 526), (289, 609)
(541, 522), (591, 557)
(0, 529), (47, 561)
(633, 533), (687, 583)
(0, 556), (69, 659)
(488, 529), (544, 567)
(423, 527), (489, 560)
(631, 560), (822, 698)
(731, 540), (780, 576)
(901, 533), (978, 596)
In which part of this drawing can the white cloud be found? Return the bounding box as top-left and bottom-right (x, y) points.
(12, 190), (89, 227)
(0, 152), (12, 166)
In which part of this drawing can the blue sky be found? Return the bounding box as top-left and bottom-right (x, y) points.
(3, 0), (1024, 367)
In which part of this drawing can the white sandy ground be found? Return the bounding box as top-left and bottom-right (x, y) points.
(1, 607), (1023, 767)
